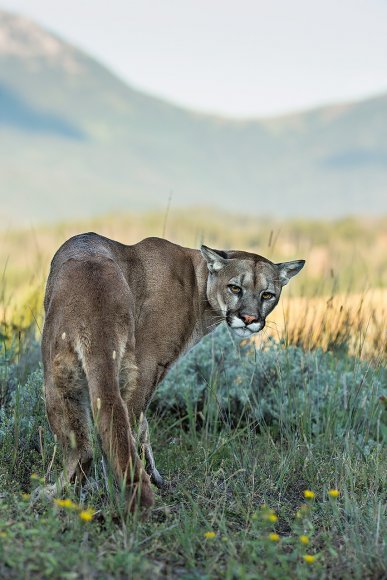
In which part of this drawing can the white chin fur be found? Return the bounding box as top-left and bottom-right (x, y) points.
(229, 317), (264, 337)
(247, 322), (263, 333)
(232, 327), (252, 338)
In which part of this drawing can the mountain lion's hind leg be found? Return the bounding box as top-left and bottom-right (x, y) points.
(33, 348), (92, 504)
(138, 415), (164, 489)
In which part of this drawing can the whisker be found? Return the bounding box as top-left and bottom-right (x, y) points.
(208, 322), (224, 328)
(207, 317), (225, 324)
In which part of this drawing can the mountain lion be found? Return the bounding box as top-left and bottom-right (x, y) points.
(41, 233), (304, 509)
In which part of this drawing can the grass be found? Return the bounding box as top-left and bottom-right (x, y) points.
(266, 288), (387, 361)
(0, 324), (385, 579)
(0, 213), (386, 578)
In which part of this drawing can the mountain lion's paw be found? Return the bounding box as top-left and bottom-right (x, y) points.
(29, 483), (60, 507)
(149, 467), (165, 489)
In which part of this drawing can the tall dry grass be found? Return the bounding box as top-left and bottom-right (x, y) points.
(1, 210), (386, 360)
(264, 289), (387, 361)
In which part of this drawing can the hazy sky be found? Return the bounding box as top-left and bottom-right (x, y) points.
(2, 0), (387, 117)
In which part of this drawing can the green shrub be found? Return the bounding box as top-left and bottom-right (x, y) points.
(1, 323), (385, 487)
(0, 365), (52, 487)
(153, 325), (385, 448)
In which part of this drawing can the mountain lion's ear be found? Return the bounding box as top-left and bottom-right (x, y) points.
(276, 260), (305, 286)
(200, 245), (228, 273)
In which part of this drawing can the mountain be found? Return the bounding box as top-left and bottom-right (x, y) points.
(0, 9), (386, 224)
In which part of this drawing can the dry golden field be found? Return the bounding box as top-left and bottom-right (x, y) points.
(1, 210), (386, 360)
(262, 289), (387, 361)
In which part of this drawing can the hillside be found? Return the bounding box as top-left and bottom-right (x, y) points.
(0, 10), (387, 224)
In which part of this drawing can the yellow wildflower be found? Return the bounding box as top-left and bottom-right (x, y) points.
(304, 490), (315, 499)
(268, 533), (280, 542)
(53, 498), (66, 507)
(54, 498), (78, 510)
(0, 531), (7, 538)
(261, 507), (278, 522)
(62, 498), (78, 509)
(299, 535), (309, 545)
(328, 489), (340, 498)
(30, 473), (39, 480)
(79, 509), (95, 522)
(21, 493), (31, 501)
(204, 531), (216, 539)
(303, 554), (316, 564)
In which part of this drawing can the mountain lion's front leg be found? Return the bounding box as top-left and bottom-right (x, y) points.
(119, 353), (164, 489)
(138, 415), (164, 489)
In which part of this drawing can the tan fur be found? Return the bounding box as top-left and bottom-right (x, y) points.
(41, 233), (304, 509)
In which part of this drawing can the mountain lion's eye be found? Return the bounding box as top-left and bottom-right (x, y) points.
(261, 292), (274, 300)
(228, 285), (242, 295)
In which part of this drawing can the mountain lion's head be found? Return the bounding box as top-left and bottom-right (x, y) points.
(201, 245), (305, 337)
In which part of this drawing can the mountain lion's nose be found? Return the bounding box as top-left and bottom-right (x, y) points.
(240, 314), (259, 325)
